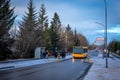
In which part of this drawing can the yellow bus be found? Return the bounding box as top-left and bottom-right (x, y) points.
(72, 46), (88, 59)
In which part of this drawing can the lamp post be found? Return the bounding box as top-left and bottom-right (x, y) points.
(96, 0), (108, 68)
(104, 0), (108, 68)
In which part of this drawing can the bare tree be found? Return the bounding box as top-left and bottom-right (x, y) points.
(77, 33), (89, 46)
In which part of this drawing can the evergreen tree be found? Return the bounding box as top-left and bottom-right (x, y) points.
(0, 0), (16, 60)
(73, 29), (80, 46)
(117, 42), (120, 51)
(38, 4), (48, 31)
(17, 0), (38, 58)
(51, 12), (61, 32)
(49, 25), (58, 52)
(65, 24), (74, 52)
(38, 4), (49, 47)
(49, 12), (61, 52)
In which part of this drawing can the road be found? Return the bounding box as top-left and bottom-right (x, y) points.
(0, 59), (92, 80)
(89, 50), (99, 57)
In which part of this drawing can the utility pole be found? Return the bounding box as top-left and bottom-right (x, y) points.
(104, 0), (108, 68)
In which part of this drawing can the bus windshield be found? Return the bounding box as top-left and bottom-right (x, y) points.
(73, 48), (84, 54)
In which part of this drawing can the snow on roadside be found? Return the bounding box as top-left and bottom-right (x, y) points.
(0, 55), (72, 71)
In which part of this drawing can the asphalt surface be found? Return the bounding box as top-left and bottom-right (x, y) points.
(0, 59), (92, 80)
(89, 51), (99, 57)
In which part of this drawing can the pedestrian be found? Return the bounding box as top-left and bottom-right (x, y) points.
(54, 50), (58, 59)
(107, 50), (109, 57)
(45, 50), (48, 58)
(43, 52), (46, 58)
(61, 50), (66, 59)
(103, 49), (106, 59)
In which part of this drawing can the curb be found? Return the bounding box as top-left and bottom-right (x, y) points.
(56, 57), (72, 62)
(0, 66), (14, 69)
(61, 57), (72, 61)
(79, 63), (93, 80)
(0, 66), (15, 71)
(76, 62), (93, 80)
(0, 59), (33, 63)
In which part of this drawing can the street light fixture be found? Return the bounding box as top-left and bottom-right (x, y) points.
(95, 22), (105, 54)
(95, 22), (105, 28)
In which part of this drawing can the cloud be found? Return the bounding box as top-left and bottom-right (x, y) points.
(96, 25), (120, 34)
(107, 0), (120, 24)
(42, 2), (103, 29)
(10, 0), (120, 43)
(46, 3), (80, 21)
(11, 0), (104, 28)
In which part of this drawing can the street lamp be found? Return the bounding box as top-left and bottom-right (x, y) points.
(96, 0), (108, 68)
(104, 0), (108, 68)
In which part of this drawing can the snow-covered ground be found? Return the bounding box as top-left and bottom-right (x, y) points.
(0, 55), (72, 71)
(84, 53), (120, 80)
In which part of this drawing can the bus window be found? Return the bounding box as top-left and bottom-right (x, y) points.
(73, 48), (83, 54)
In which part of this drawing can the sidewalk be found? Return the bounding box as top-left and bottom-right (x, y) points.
(84, 53), (120, 80)
(0, 55), (72, 71)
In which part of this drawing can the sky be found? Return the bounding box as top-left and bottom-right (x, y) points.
(11, 0), (120, 44)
